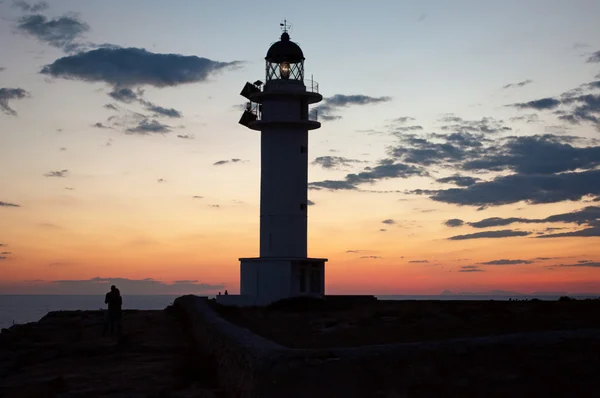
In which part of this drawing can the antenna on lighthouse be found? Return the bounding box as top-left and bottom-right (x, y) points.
(280, 19), (291, 34)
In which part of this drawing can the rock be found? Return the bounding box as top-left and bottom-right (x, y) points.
(0, 309), (223, 397)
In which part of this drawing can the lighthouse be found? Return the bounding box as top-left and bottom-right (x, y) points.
(219, 24), (327, 307)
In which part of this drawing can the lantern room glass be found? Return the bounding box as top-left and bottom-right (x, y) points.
(266, 60), (304, 81)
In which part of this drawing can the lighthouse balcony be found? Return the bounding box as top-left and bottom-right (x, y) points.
(238, 101), (321, 130)
(240, 79), (322, 104)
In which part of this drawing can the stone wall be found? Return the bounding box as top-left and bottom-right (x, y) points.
(175, 295), (600, 398)
(174, 295), (284, 397)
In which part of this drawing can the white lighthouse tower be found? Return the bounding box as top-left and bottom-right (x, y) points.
(218, 24), (327, 307)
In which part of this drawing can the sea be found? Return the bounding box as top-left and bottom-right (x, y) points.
(1, 294), (598, 329)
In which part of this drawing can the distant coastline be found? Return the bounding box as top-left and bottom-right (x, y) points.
(2, 293), (599, 329)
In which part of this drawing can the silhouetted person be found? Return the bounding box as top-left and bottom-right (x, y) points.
(102, 285), (123, 338)
(224, 290), (228, 295)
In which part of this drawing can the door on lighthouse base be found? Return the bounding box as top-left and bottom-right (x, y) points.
(296, 261), (324, 297)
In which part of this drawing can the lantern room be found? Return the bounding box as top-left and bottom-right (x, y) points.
(265, 31), (305, 81)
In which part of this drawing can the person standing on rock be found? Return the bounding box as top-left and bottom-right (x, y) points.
(102, 285), (123, 338)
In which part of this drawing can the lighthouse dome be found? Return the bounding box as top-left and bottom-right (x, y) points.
(266, 32), (304, 63)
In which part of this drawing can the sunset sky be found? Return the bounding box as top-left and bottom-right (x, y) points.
(1, 0), (600, 295)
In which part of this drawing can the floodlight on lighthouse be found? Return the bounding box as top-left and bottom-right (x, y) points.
(240, 81), (260, 100)
(238, 108), (257, 127)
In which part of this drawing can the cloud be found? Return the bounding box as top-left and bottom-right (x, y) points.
(309, 180), (357, 190)
(583, 81), (600, 90)
(44, 169), (68, 177)
(0, 201), (20, 207)
(93, 122), (110, 129)
(508, 75), (600, 128)
(536, 226), (600, 238)
(389, 133), (484, 166)
(157, 178), (165, 183)
(104, 103), (118, 111)
(12, 1), (48, 12)
(38, 223), (61, 229)
(346, 249), (371, 253)
(381, 219), (396, 225)
(448, 230), (531, 240)
(0, 87), (30, 116)
(463, 135), (600, 175)
(2, 277), (225, 295)
(311, 156), (366, 169)
(459, 265), (484, 272)
(468, 206), (600, 228)
(390, 125), (424, 135)
(468, 217), (533, 228)
(107, 88), (182, 118)
(125, 119), (170, 134)
(41, 47), (241, 88)
(510, 97), (561, 110)
(315, 94), (392, 121)
(345, 160), (428, 185)
(145, 103), (182, 118)
(192, 195), (203, 199)
(436, 175), (480, 187)
(573, 42), (590, 49)
(177, 134), (194, 139)
(379, 229), (387, 232)
(16, 14), (89, 52)
(587, 50), (600, 63)
(432, 169), (600, 207)
(108, 87), (139, 103)
(503, 79), (533, 89)
(213, 158), (243, 166)
(439, 115), (511, 135)
(480, 259), (533, 265)
(444, 219), (464, 227)
(509, 114), (539, 123)
(359, 256), (382, 259)
(0, 67), (5, 72)
(559, 261), (600, 267)
(558, 94), (600, 126)
(409, 260), (429, 263)
(392, 116), (415, 124)
(420, 135), (600, 207)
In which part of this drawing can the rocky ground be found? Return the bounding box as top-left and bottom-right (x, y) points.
(212, 297), (600, 348)
(0, 306), (223, 398)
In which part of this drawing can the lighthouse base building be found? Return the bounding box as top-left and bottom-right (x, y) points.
(217, 28), (327, 307)
(221, 257), (327, 307)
